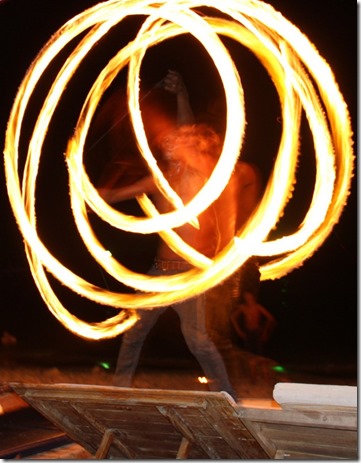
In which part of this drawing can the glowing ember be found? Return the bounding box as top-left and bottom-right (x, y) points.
(198, 376), (208, 384)
(3, 0), (353, 340)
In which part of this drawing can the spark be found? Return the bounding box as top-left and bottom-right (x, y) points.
(3, 0), (353, 339)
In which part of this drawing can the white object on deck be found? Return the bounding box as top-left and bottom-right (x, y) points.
(273, 382), (357, 408)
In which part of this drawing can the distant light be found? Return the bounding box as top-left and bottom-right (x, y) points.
(272, 365), (286, 373)
(198, 376), (208, 384)
(98, 361), (111, 370)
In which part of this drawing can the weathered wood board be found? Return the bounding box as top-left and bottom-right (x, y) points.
(10, 383), (357, 459)
(239, 383), (357, 459)
(10, 383), (268, 459)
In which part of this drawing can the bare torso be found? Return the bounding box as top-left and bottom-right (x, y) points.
(155, 158), (227, 260)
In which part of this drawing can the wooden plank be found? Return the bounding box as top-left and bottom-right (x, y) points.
(263, 422), (357, 448)
(95, 429), (115, 459)
(10, 382), (356, 460)
(9, 383), (268, 459)
(159, 397), (269, 459)
(202, 397), (267, 459)
(71, 401), (185, 458)
(274, 438), (357, 460)
(236, 397), (358, 460)
(176, 437), (191, 459)
(159, 406), (222, 459)
(238, 403), (357, 429)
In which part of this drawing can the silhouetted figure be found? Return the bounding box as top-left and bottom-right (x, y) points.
(231, 291), (276, 355)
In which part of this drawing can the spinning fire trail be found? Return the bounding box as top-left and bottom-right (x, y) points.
(3, 0), (354, 340)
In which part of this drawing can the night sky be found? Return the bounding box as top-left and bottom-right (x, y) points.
(0, 0), (357, 370)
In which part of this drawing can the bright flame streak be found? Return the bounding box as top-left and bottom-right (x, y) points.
(66, 13), (243, 293)
(3, 0), (353, 339)
(229, 0), (353, 278)
(126, 7), (245, 231)
(137, 194), (213, 270)
(71, 18), (244, 235)
(67, 15), (291, 295)
(254, 42), (336, 255)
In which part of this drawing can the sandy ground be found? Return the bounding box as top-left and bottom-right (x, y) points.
(1, 344), (356, 402)
(1, 362), (279, 400)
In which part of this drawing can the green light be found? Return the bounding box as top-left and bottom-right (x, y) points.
(272, 365), (286, 373)
(98, 361), (111, 370)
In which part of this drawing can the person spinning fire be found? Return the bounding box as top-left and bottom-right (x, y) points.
(98, 70), (260, 400)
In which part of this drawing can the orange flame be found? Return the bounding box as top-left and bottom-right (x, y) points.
(3, 0), (353, 340)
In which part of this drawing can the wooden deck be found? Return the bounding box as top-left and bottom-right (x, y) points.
(10, 383), (357, 459)
(239, 384), (357, 459)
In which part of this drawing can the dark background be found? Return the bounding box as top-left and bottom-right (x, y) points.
(0, 0), (357, 373)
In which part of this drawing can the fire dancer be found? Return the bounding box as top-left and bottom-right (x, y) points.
(98, 71), (261, 399)
(101, 126), (238, 398)
(98, 71), (242, 399)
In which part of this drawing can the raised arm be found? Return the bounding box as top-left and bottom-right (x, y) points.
(162, 70), (195, 126)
